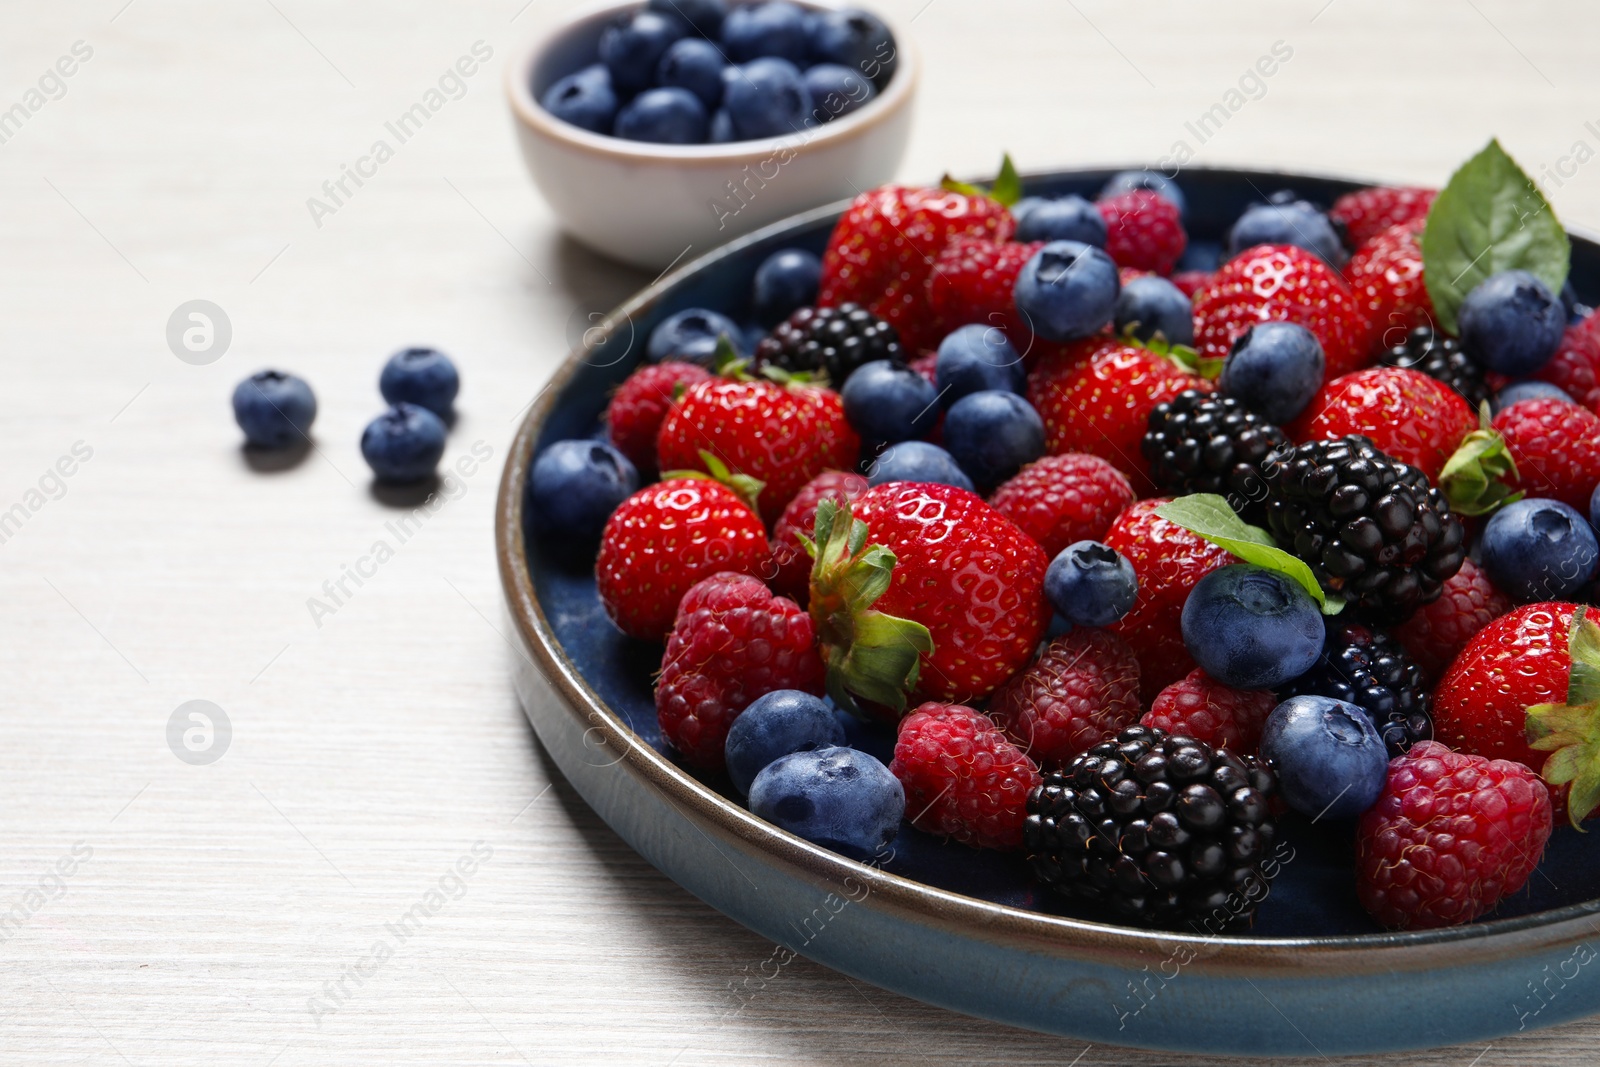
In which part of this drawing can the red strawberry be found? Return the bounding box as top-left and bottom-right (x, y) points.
(1491, 397), (1600, 513)
(1097, 190), (1186, 275)
(655, 572), (824, 769)
(1103, 499), (1236, 700)
(1140, 668), (1276, 755)
(1027, 340), (1209, 493)
(1193, 244), (1373, 380)
(889, 702), (1041, 850)
(606, 361), (713, 473)
(1394, 558), (1512, 682)
(925, 235), (1044, 349)
(808, 483), (1050, 711)
(1346, 220), (1435, 347)
(1534, 317), (1600, 414)
(656, 377), (860, 523)
(988, 629), (1142, 767)
(1170, 270), (1214, 299)
(1289, 366), (1476, 483)
(986, 452), (1135, 559)
(1356, 740), (1551, 930)
(596, 479), (772, 641)
(768, 469), (867, 604)
(1329, 185), (1436, 248)
(819, 185), (1014, 352)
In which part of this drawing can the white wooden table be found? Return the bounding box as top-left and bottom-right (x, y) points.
(4, 1), (1600, 1062)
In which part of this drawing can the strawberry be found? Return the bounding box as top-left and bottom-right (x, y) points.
(656, 376), (860, 523)
(606, 361), (713, 473)
(1491, 397), (1600, 513)
(1103, 499), (1236, 700)
(986, 452), (1135, 559)
(1193, 244), (1374, 381)
(819, 185), (1014, 352)
(1140, 668), (1277, 755)
(889, 702), (1041, 850)
(596, 478), (772, 641)
(925, 235), (1044, 351)
(1394, 557), (1511, 682)
(1534, 316), (1600, 414)
(656, 572), (824, 769)
(808, 484), (1050, 712)
(1097, 189), (1186, 275)
(1026, 339), (1209, 493)
(1289, 366), (1476, 483)
(768, 469), (867, 605)
(1170, 270), (1214, 299)
(988, 629), (1142, 767)
(1345, 220), (1435, 348)
(1329, 185), (1436, 248)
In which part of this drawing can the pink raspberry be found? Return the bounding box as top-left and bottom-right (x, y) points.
(889, 702), (1041, 851)
(1393, 558), (1512, 682)
(1140, 669), (1276, 755)
(1098, 190), (1187, 275)
(988, 629), (1142, 767)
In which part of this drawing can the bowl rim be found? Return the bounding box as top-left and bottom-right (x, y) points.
(504, 0), (921, 167)
(495, 165), (1600, 978)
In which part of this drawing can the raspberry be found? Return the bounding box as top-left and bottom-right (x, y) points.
(889, 702), (1041, 850)
(925, 236), (1044, 349)
(1356, 741), (1552, 930)
(1098, 190), (1186, 275)
(985, 453), (1135, 559)
(1329, 186), (1436, 248)
(989, 629), (1142, 767)
(605, 361), (713, 473)
(768, 469), (867, 604)
(1534, 317), (1600, 413)
(655, 572), (824, 770)
(1346, 221), (1434, 345)
(1394, 558), (1511, 682)
(1140, 669), (1276, 755)
(1491, 397), (1600, 513)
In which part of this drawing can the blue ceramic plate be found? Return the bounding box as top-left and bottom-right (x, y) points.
(497, 167), (1600, 1056)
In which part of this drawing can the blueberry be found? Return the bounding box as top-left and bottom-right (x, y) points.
(1099, 170), (1187, 219)
(1227, 198), (1346, 267)
(866, 441), (974, 491)
(647, 0), (727, 37)
(840, 359), (939, 444)
(1113, 275), (1194, 346)
(801, 64), (877, 124)
(647, 308), (745, 364)
(232, 370), (316, 449)
(614, 87), (708, 144)
(1045, 541), (1138, 627)
(751, 248), (822, 328)
(724, 690), (846, 796)
(1458, 269), (1566, 377)
(722, 57), (812, 139)
(1260, 696), (1388, 820)
(599, 11), (688, 94)
(656, 38), (727, 109)
(934, 324), (1024, 402)
(527, 440), (639, 544)
(709, 108), (736, 143)
(1180, 564), (1324, 689)
(1491, 380), (1575, 415)
(1219, 321), (1326, 423)
(721, 0), (809, 64)
(806, 7), (896, 86)
(747, 746), (904, 858)
(1175, 241), (1222, 273)
(1011, 197), (1048, 229)
(1013, 195), (1107, 246)
(941, 390), (1045, 490)
(539, 64), (618, 134)
(1481, 498), (1600, 603)
(379, 347), (459, 419)
(1593, 482), (1600, 533)
(1012, 240), (1120, 342)
(1561, 278), (1592, 324)
(360, 403), (447, 483)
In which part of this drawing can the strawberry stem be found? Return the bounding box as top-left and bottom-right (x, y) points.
(660, 449), (765, 515)
(1440, 402), (1523, 516)
(1525, 606), (1600, 829)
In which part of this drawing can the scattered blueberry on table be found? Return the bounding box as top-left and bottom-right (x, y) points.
(232, 370), (316, 449)
(380, 346), (459, 419)
(361, 403), (448, 483)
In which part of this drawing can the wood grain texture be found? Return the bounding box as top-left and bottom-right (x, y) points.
(3, 0), (1600, 1062)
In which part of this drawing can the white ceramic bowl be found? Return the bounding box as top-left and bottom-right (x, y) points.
(505, 1), (919, 270)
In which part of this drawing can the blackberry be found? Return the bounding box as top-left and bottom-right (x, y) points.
(1380, 325), (1490, 410)
(1024, 725), (1280, 930)
(1141, 390), (1288, 523)
(753, 303), (903, 385)
(1262, 435), (1466, 621)
(1279, 622), (1432, 757)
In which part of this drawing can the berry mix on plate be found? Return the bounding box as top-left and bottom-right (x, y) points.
(540, 1), (897, 145)
(527, 140), (1600, 933)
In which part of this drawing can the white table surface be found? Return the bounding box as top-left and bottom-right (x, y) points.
(5, 0), (1600, 1062)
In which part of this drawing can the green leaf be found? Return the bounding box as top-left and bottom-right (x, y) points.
(1523, 608), (1600, 829)
(1124, 325), (1223, 380)
(660, 449), (765, 515)
(1154, 494), (1344, 614)
(1439, 403), (1523, 516)
(1422, 138), (1571, 334)
(1567, 606), (1600, 707)
(709, 334), (751, 379)
(940, 153), (1023, 208)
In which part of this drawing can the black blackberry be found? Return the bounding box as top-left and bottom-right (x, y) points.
(1278, 622), (1432, 757)
(753, 303), (902, 385)
(1141, 390), (1288, 523)
(1024, 725), (1280, 930)
(1380, 325), (1490, 410)
(1261, 435), (1466, 621)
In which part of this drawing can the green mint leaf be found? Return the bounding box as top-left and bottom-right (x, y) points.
(1154, 494), (1343, 614)
(990, 153), (1023, 208)
(1422, 138), (1570, 334)
(1568, 606), (1600, 707)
